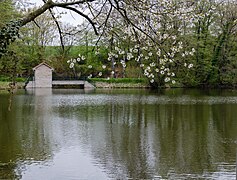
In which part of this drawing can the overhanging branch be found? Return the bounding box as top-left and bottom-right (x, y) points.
(57, 6), (98, 35)
(42, 0), (65, 51)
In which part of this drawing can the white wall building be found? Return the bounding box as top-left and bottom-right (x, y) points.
(32, 62), (54, 88)
(25, 62), (95, 89)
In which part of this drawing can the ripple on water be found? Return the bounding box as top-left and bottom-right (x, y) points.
(52, 94), (237, 108)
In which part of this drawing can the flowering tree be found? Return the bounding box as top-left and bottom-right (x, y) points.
(0, 0), (198, 87)
(65, 0), (197, 87)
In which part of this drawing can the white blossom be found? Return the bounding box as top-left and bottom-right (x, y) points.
(133, 49), (138, 53)
(156, 49), (161, 56)
(188, 64), (193, 68)
(69, 63), (74, 68)
(88, 74), (92, 79)
(165, 77), (170, 82)
(150, 62), (156, 67)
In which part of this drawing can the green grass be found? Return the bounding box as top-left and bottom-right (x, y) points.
(90, 78), (148, 84)
(0, 76), (26, 89)
(0, 76), (26, 82)
(0, 82), (10, 89)
(0, 81), (25, 89)
(0, 81), (8, 85)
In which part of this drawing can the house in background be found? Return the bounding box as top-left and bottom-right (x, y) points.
(26, 62), (54, 88)
(33, 62), (54, 88)
(25, 62), (95, 89)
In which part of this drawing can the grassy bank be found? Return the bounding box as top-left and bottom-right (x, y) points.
(0, 81), (25, 90)
(0, 76), (26, 82)
(89, 78), (150, 88)
(0, 76), (26, 90)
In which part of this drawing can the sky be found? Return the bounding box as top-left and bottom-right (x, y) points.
(29, 0), (84, 26)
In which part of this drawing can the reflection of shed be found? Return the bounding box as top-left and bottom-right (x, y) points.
(33, 62), (54, 88)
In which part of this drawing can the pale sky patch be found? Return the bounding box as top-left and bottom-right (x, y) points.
(29, 0), (84, 26)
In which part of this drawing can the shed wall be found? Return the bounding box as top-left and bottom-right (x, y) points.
(34, 65), (52, 87)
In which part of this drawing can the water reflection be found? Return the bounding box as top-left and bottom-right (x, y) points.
(0, 89), (236, 179)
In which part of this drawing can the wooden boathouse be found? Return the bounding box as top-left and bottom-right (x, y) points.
(25, 62), (95, 89)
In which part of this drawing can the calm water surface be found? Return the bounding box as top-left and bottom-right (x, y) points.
(0, 88), (236, 179)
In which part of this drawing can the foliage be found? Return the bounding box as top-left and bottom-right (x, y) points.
(1, 0), (237, 88)
(0, 75), (25, 82)
(0, 20), (22, 58)
(0, 0), (16, 28)
(89, 78), (147, 84)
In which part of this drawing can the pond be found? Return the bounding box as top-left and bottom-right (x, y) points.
(0, 88), (236, 179)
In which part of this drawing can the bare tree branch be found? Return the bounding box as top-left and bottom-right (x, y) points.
(94, 2), (113, 48)
(42, 0), (65, 51)
(21, 0), (96, 26)
(57, 5), (98, 35)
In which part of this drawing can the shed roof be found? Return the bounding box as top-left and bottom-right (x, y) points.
(33, 62), (54, 71)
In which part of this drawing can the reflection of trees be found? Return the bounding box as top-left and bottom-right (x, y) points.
(0, 90), (53, 179)
(70, 96), (237, 179)
(1, 90), (237, 179)
(153, 104), (223, 177)
(212, 104), (237, 161)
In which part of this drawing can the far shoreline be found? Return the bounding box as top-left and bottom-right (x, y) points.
(1, 79), (237, 91)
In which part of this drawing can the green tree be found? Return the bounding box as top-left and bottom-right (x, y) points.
(0, 0), (16, 28)
(2, 0), (237, 88)
(210, 1), (237, 85)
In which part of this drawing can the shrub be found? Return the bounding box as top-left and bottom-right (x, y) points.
(90, 78), (148, 84)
